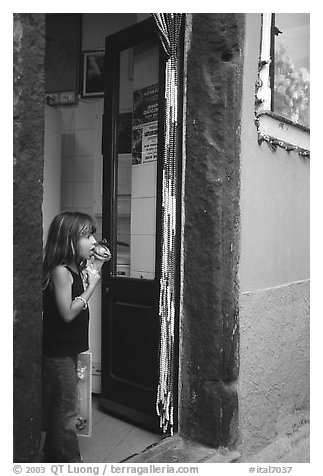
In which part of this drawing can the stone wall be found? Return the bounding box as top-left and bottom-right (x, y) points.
(179, 13), (245, 448)
(13, 13), (45, 463)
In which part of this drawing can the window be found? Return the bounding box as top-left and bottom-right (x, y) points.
(271, 13), (310, 128)
(255, 13), (310, 155)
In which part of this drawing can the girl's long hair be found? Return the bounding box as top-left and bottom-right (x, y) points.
(43, 211), (96, 290)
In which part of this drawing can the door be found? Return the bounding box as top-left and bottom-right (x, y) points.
(100, 18), (165, 432)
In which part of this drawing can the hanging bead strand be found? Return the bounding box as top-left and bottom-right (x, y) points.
(153, 13), (182, 436)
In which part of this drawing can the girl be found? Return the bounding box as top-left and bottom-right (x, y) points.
(42, 211), (104, 463)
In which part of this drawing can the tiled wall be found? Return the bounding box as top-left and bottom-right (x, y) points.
(60, 98), (104, 392)
(130, 162), (157, 279)
(129, 42), (159, 279)
(60, 100), (103, 227)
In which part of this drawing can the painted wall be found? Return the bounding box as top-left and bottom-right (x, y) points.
(43, 106), (62, 241)
(239, 14), (310, 293)
(238, 14), (310, 455)
(239, 281), (310, 455)
(81, 13), (137, 50)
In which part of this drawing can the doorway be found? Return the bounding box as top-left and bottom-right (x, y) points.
(99, 18), (167, 433)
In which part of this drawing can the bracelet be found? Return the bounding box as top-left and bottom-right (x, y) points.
(74, 296), (88, 309)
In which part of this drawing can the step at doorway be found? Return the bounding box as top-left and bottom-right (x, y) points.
(79, 395), (162, 463)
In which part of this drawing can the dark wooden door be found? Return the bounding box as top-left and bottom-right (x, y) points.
(100, 18), (165, 432)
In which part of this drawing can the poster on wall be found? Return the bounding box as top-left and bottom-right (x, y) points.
(132, 84), (158, 165)
(76, 352), (92, 437)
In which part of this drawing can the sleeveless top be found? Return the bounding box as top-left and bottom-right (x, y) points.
(42, 266), (89, 357)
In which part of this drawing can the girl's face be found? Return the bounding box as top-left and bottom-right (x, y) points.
(77, 233), (97, 260)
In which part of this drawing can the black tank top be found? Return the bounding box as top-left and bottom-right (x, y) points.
(42, 266), (89, 357)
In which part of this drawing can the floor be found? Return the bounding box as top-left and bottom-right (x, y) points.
(79, 395), (162, 463)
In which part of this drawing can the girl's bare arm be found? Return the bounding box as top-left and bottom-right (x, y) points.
(51, 265), (100, 323)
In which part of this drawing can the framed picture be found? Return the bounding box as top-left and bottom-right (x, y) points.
(82, 50), (105, 97)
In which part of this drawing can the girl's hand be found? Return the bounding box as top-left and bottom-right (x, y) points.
(86, 270), (101, 290)
(87, 256), (105, 273)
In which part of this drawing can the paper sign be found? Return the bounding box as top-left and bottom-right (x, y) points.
(132, 85), (158, 165)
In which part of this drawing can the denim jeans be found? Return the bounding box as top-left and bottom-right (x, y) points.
(42, 355), (82, 463)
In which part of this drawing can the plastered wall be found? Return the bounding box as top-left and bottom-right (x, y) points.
(238, 14), (310, 454)
(239, 280), (310, 454)
(239, 14), (310, 293)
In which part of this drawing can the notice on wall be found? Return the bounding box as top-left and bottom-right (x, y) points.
(132, 84), (158, 165)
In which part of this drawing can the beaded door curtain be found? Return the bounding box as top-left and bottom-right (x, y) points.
(152, 13), (183, 435)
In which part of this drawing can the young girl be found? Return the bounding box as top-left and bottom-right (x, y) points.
(42, 211), (104, 463)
